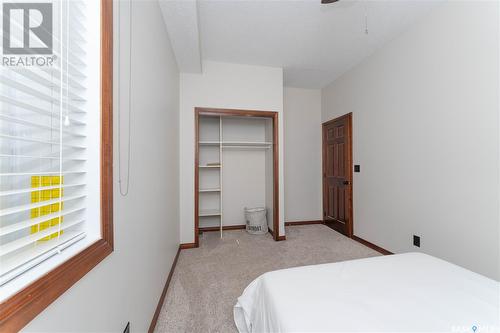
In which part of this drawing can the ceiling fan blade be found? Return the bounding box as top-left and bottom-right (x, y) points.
(321, 0), (339, 3)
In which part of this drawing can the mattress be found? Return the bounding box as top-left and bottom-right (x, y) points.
(234, 253), (500, 332)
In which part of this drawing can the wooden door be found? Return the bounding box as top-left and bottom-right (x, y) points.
(322, 113), (353, 237)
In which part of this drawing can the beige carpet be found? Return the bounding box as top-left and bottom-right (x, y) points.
(154, 224), (380, 333)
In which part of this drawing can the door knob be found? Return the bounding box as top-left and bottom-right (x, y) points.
(343, 180), (350, 185)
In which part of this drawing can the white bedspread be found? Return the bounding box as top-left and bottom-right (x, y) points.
(234, 253), (500, 333)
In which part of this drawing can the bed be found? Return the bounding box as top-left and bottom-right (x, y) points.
(234, 253), (499, 332)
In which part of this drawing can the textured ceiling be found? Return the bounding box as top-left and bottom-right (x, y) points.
(162, 0), (443, 88)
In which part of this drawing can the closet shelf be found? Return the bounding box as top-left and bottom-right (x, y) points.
(199, 188), (221, 193)
(199, 141), (272, 146)
(222, 142), (272, 149)
(199, 209), (221, 217)
(199, 141), (220, 146)
(223, 141), (272, 146)
(199, 165), (221, 168)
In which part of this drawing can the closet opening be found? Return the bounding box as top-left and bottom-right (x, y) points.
(194, 108), (280, 247)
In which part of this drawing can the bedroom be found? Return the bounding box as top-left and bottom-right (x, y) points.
(0, 0), (498, 332)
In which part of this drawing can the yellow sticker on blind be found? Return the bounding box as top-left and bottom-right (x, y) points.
(30, 175), (64, 241)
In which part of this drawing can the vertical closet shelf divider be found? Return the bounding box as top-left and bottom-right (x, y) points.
(219, 116), (223, 239)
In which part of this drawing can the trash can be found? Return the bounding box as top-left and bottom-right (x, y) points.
(245, 207), (268, 235)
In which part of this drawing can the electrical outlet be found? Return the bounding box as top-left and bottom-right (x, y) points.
(124, 322), (130, 333)
(413, 235), (420, 247)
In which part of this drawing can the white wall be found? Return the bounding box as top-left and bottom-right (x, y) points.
(221, 118), (269, 227)
(223, 150), (266, 225)
(283, 87), (322, 222)
(180, 61), (284, 243)
(322, 1), (499, 280)
(24, 1), (180, 331)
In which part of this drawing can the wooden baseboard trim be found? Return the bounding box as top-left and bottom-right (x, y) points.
(352, 235), (393, 255)
(148, 246), (181, 333)
(268, 228), (285, 240)
(199, 225), (246, 232)
(285, 220), (324, 226)
(179, 242), (197, 249)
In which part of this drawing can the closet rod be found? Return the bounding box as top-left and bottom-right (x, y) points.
(222, 146), (271, 149)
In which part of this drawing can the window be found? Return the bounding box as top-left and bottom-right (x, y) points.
(0, 0), (112, 331)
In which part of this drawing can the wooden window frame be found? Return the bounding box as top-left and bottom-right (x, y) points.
(0, 0), (114, 331)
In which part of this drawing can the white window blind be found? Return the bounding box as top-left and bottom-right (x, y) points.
(0, 0), (95, 289)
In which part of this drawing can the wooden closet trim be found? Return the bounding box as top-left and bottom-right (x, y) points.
(0, 1), (113, 330)
(194, 107), (280, 246)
